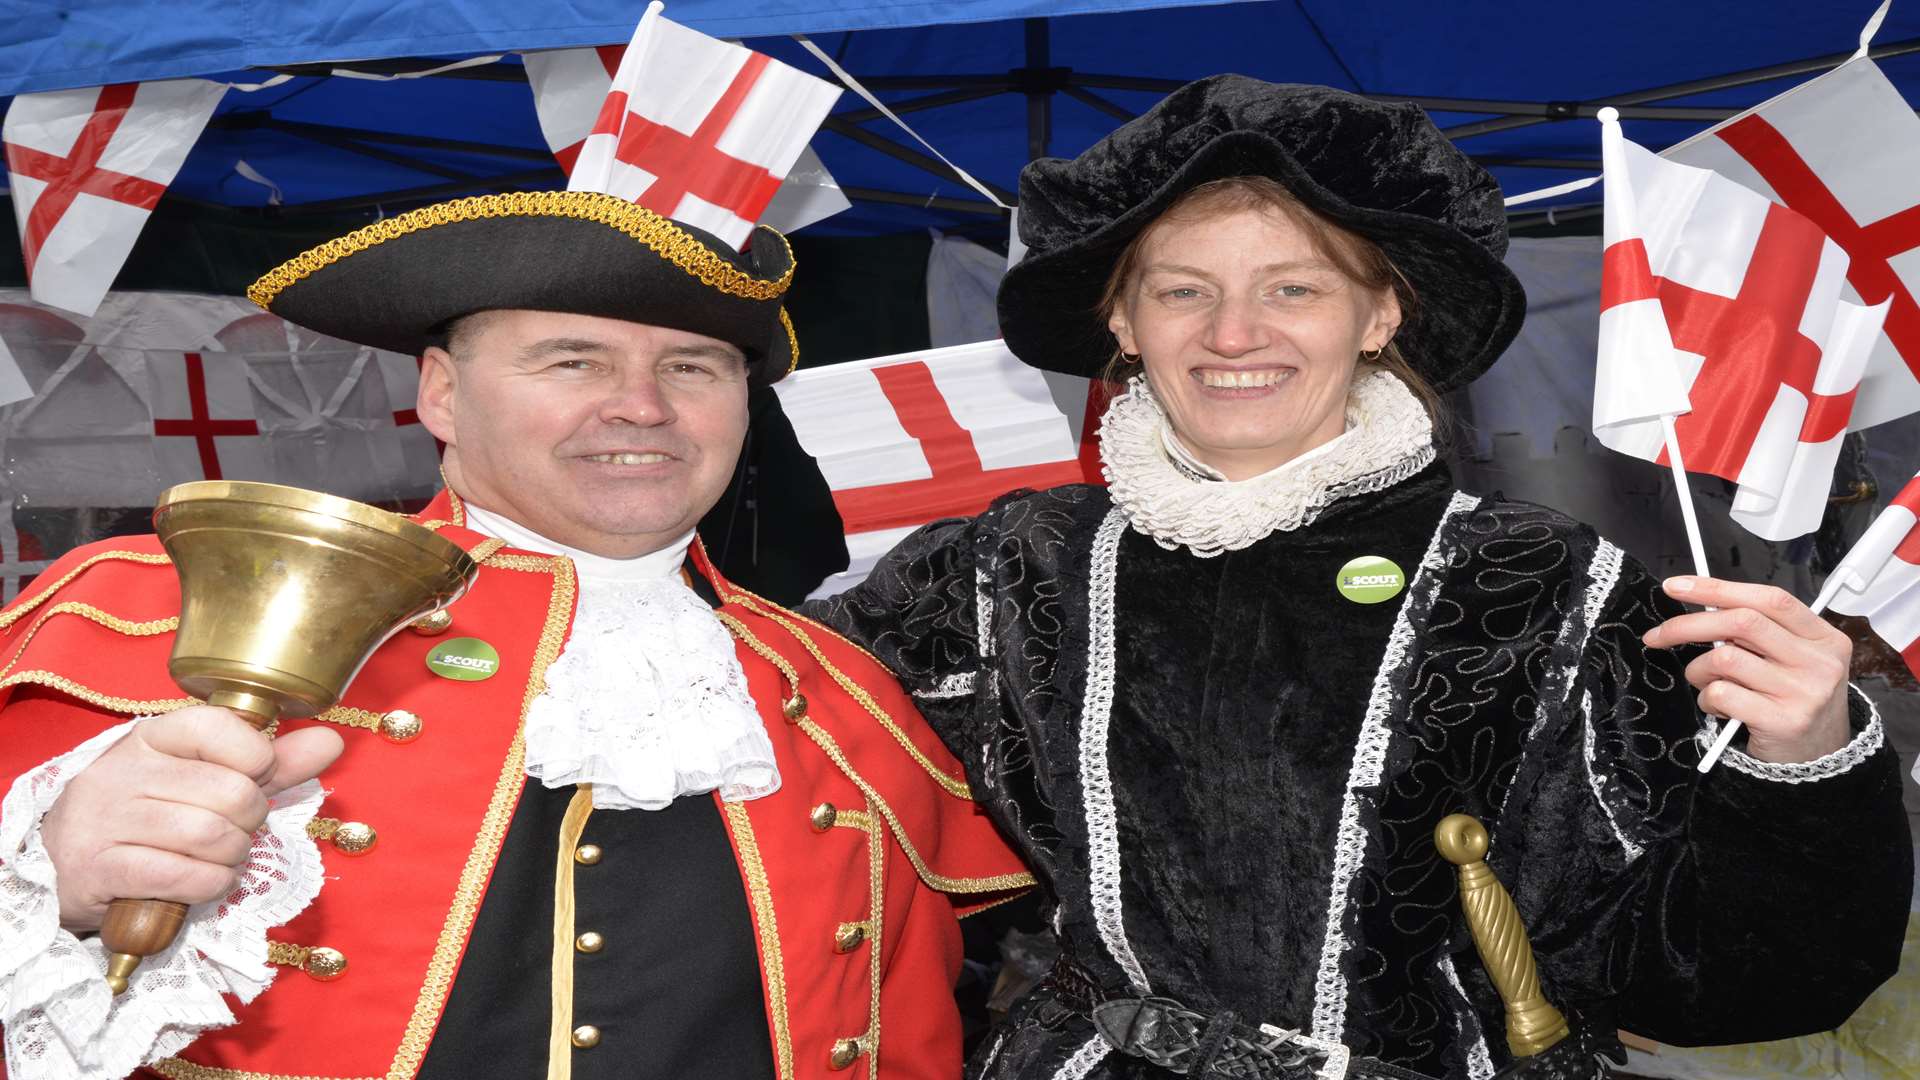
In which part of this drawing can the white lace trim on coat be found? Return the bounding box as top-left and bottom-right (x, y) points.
(1, 719), (325, 1080)
(1099, 369), (1436, 557)
(1309, 490), (1482, 1045)
(1051, 1031), (1113, 1080)
(1437, 952), (1496, 1080)
(1080, 507), (1153, 995)
(1707, 687), (1884, 784)
(461, 504), (781, 812)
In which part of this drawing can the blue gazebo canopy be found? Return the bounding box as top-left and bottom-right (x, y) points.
(5, 0), (1919, 235)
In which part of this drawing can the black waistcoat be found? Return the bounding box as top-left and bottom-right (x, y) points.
(418, 570), (776, 1079)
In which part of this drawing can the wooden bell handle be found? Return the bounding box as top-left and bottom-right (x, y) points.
(100, 693), (278, 995)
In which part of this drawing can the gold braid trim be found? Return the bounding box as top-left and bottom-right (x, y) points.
(155, 1061), (377, 1080)
(778, 307), (800, 376)
(265, 942), (311, 969)
(387, 554), (571, 1080)
(547, 786), (595, 1080)
(724, 801), (796, 1080)
(722, 593), (971, 799)
(861, 800), (885, 1073)
(957, 888), (1035, 920)
(798, 712), (1031, 893)
(0, 671), (194, 715)
(156, 556), (576, 1080)
(482, 551), (569, 573)
(38, 602), (176, 637)
(830, 808), (875, 833)
(1, 600), (177, 689)
(706, 571), (891, 673)
(0, 550), (171, 630)
(247, 192), (794, 310)
(444, 478), (466, 527)
(312, 706), (384, 732)
(717, 612), (1032, 896)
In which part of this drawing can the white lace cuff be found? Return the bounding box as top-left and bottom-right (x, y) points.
(2, 718), (328, 1080)
(1710, 686), (1885, 784)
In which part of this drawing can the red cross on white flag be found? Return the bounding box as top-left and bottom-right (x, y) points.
(1665, 55), (1920, 434)
(3, 79), (226, 318)
(560, 2), (842, 248)
(773, 340), (1088, 596)
(148, 349), (264, 482)
(1594, 114), (1890, 542)
(1820, 470), (1920, 674)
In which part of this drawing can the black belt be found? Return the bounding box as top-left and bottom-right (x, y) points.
(1047, 955), (1341, 1079)
(1046, 956), (1622, 1080)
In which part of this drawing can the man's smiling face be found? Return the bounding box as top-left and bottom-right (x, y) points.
(418, 308), (750, 557)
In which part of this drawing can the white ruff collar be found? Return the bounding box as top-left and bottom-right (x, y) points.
(1099, 369), (1436, 557)
(463, 503), (780, 811)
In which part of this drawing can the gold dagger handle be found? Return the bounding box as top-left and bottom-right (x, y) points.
(1435, 814), (1571, 1057)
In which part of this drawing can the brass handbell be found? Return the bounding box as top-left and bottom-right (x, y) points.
(1435, 814), (1571, 1058)
(99, 481), (478, 994)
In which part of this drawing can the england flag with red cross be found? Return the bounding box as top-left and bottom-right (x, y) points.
(3, 79), (226, 318)
(773, 340), (1087, 596)
(561, 2), (841, 249)
(1822, 469), (1920, 675)
(1665, 54), (1920, 434)
(1595, 111), (1891, 542)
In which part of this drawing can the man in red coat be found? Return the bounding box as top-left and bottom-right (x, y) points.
(0, 192), (1032, 1080)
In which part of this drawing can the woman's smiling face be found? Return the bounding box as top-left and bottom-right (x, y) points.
(1108, 203), (1400, 481)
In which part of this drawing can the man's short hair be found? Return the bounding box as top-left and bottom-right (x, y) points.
(424, 311), (501, 360)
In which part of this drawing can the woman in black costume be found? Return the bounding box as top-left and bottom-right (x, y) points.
(807, 77), (1912, 1079)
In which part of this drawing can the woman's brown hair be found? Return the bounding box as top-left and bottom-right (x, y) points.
(1094, 176), (1446, 425)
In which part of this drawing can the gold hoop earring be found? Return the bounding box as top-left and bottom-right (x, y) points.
(1360, 347), (1383, 361)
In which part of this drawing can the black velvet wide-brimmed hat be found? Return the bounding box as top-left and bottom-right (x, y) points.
(248, 191), (798, 384)
(998, 75), (1527, 391)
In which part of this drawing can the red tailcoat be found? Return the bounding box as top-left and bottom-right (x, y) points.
(0, 490), (1031, 1079)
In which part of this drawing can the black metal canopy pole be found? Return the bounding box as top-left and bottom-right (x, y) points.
(1023, 18), (1053, 162)
(1442, 35), (1920, 140)
(817, 116), (1018, 204)
(836, 85), (1010, 126)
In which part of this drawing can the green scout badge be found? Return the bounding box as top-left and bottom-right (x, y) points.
(426, 637), (500, 681)
(1336, 555), (1406, 604)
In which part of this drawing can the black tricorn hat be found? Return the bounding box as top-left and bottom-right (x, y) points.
(248, 191), (798, 384)
(998, 76), (1527, 392)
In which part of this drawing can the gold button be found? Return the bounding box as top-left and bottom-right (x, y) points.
(409, 609), (453, 636)
(809, 802), (837, 832)
(571, 1025), (601, 1049)
(828, 1037), (861, 1070)
(574, 843), (603, 866)
(377, 709), (423, 743)
(304, 946), (348, 981)
(781, 693), (808, 722)
(330, 821), (378, 855)
(833, 922), (866, 953)
(575, 931), (605, 954)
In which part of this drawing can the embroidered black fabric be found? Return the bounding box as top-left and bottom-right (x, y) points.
(806, 464), (1912, 1080)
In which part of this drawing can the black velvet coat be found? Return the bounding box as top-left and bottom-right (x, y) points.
(809, 462), (1913, 1080)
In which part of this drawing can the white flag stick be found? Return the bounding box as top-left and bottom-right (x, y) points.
(1660, 414), (1713, 581)
(1699, 571), (1849, 771)
(1657, 414), (1750, 774)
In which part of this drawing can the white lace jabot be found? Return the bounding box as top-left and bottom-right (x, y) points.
(1100, 369), (1436, 557)
(463, 503), (780, 811)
